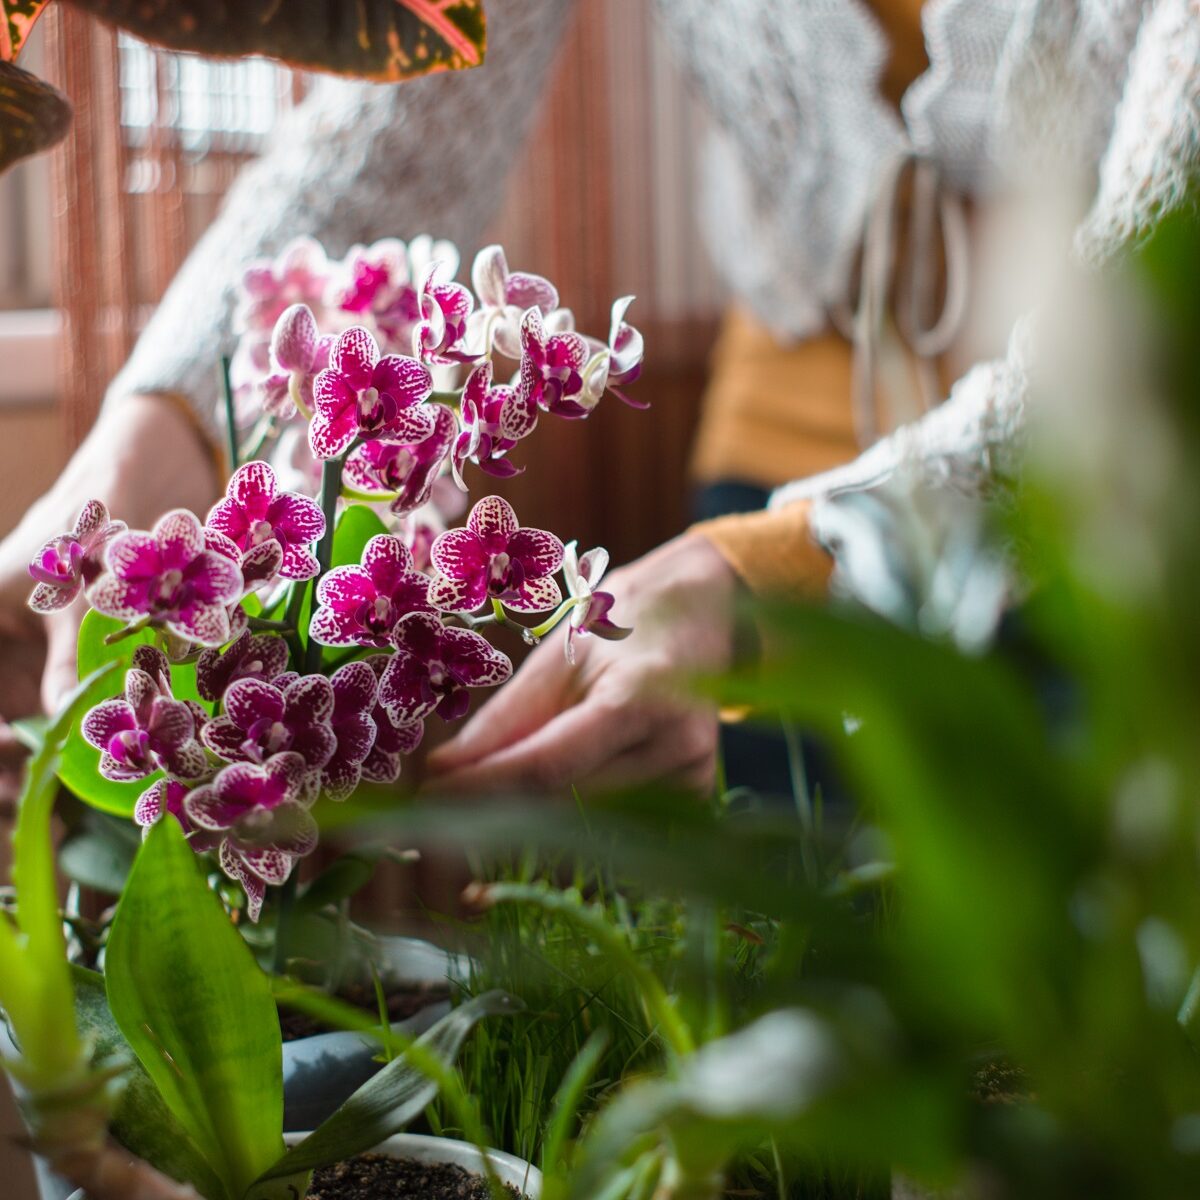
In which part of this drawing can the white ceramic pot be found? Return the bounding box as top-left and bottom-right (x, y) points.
(66, 1132), (541, 1200)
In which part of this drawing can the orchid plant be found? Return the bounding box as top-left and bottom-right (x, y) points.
(26, 236), (639, 935)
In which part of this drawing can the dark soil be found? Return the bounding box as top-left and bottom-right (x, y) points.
(307, 1154), (522, 1200)
(279, 982), (449, 1042)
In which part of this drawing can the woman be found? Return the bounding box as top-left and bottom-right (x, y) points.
(0, 0), (1194, 796)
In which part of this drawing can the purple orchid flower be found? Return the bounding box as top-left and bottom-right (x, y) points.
(258, 303), (335, 420)
(361, 655), (423, 784)
(378, 611), (512, 724)
(196, 630), (289, 704)
(451, 360), (537, 484)
(321, 660), (381, 801)
(428, 495), (564, 615)
(133, 778), (219, 848)
(465, 244), (559, 359)
(205, 526), (284, 595)
(334, 236), (459, 354)
(234, 237), (331, 338)
(27, 499), (126, 614)
(88, 510), (243, 647)
(207, 461), (326, 582)
(580, 295), (648, 410)
(310, 534), (433, 648)
(202, 673), (337, 802)
(184, 752), (318, 922)
(310, 327), (436, 460)
(82, 646), (209, 782)
(518, 306), (592, 419)
(413, 262), (476, 365)
(344, 404), (456, 517)
(561, 541), (633, 664)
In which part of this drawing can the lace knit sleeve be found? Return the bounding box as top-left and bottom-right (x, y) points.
(105, 0), (575, 448)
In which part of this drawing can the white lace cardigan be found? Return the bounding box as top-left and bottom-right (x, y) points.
(107, 0), (1200, 516)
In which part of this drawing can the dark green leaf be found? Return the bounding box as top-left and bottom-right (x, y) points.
(0, 0), (51, 61)
(259, 989), (520, 1180)
(58, 811), (141, 894)
(0, 58), (70, 172)
(105, 818), (297, 1200)
(72, 966), (233, 1200)
(63, 0), (486, 80)
(295, 847), (385, 916)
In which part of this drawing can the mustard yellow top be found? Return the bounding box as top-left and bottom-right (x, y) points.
(694, 0), (927, 600)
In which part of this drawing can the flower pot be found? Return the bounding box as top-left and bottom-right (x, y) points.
(10, 935), (469, 1200)
(64, 1132), (541, 1200)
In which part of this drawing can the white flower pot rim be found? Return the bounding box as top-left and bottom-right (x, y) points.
(66, 1131), (541, 1200)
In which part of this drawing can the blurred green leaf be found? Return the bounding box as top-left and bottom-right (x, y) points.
(72, 966), (232, 1200)
(295, 847), (385, 916)
(106, 818), (294, 1200)
(0, 58), (70, 172)
(63, 0), (486, 80)
(58, 810), (140, 894)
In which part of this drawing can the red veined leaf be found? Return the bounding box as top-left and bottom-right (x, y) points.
(0, 0), (52, 62)
(62, 0), (487, 80)
(0, 58), (70, 172)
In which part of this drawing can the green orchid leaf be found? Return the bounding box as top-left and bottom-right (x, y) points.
(0, 58), (70, 172)
(105, 818), (297, 1200)
(258, 988), (521, 1181)
(58, 810), (141, 894)
(1, 0), (51, 61)
(62, 0), (486, 80)
(294, 847), (385, 916)
(76, 609), (204, 703)
(72, 966), (233, 1200)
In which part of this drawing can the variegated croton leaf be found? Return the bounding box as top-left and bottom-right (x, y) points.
(0, 0), (52, 61)
(0, 58), (70, 172)
(63, 0), (487, 79)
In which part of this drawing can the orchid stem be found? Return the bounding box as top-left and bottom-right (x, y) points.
(103, 617), (150, 646)
(273, 871), (299, 976)
(220, 356), (239, 476)
(304, 458), (343, 675)
(246, 617), (293, 632)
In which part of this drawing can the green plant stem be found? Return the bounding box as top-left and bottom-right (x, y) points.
(782, 719), (818, 885)
(272, 872), (299, 976)
(485, 883), (695, 1062)
(102, 617), (151, 646)
(220, 356), (239, 476)
(303, 457), (343, 675)
(245, 617), (294, 633)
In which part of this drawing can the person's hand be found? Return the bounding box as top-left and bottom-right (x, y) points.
(426, 533), (739, 796)
(0, 394), (217, 799)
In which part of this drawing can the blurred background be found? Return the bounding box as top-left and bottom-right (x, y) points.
(0, 1), (725, 562)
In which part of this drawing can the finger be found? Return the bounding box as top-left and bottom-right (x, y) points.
(427, 639), (575, 776)
(428, 696), (647, 797)
(584, 716), (719, 793)
(41, 603), (85, 715)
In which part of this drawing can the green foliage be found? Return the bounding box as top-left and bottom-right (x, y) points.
(64, 0), (486, 79)
(105, 818), (300, 1200)
(72, 967), (230, 1200)
(0, 58), (70, 172)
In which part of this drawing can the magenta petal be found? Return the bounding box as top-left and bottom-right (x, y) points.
(430, 528), (487, 582)
(284, 674), (335, 725)
(154, 510), (205, 569)
(74, 499), (109, 543)
(220, 841), (266, 922)
(106, 531), (161, 582)
(506, 271), (559, 313)
(82, 700), (135, 750)
(146, 697), (195, 751)
(262, 750), (309, 802)
(313, 369), (354, 418)
(373, 355), (434, 406)
(165, 740), (210, 781)
(508, 528), (565, 578)
(428, 573), (485, 614)
(362, 534), (414, 575)
(280, 545), (320, 580)
(229, 460), (276, 512)
(333, 326), (381, 388)
(468, 495), (519, 542)
(238, 846), (294, 885)
(185, 550), (244, 605)
(441, 627), (513, 687)
(186, 786), (243, 831)
(309, 607), (360, 647)
(331, 659), (378, 712)
(309, 410), (356, 461)
(506, 574), (563, 614)
(378, 654), (438, 724)
(169, 602), (233, 648)
(316, 565), (374, 610)
(87, 575), (148, 621)
(225, 678), (285, 729)
(270, 493), (325, 543)
(272, 304), (318, 373)
(28, 580), (78, 613)
(202, 718), (252, 763)
(322, 757), (363, 803)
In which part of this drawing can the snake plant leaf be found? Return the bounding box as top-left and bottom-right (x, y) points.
(0, 58), (70, 171)
(105, 817), (298, 1200)
(72, 967), (234, 1200)
(62, 0), (487, 80)
(258, 989), (521, 1180)
(0, 0), (51, 61)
